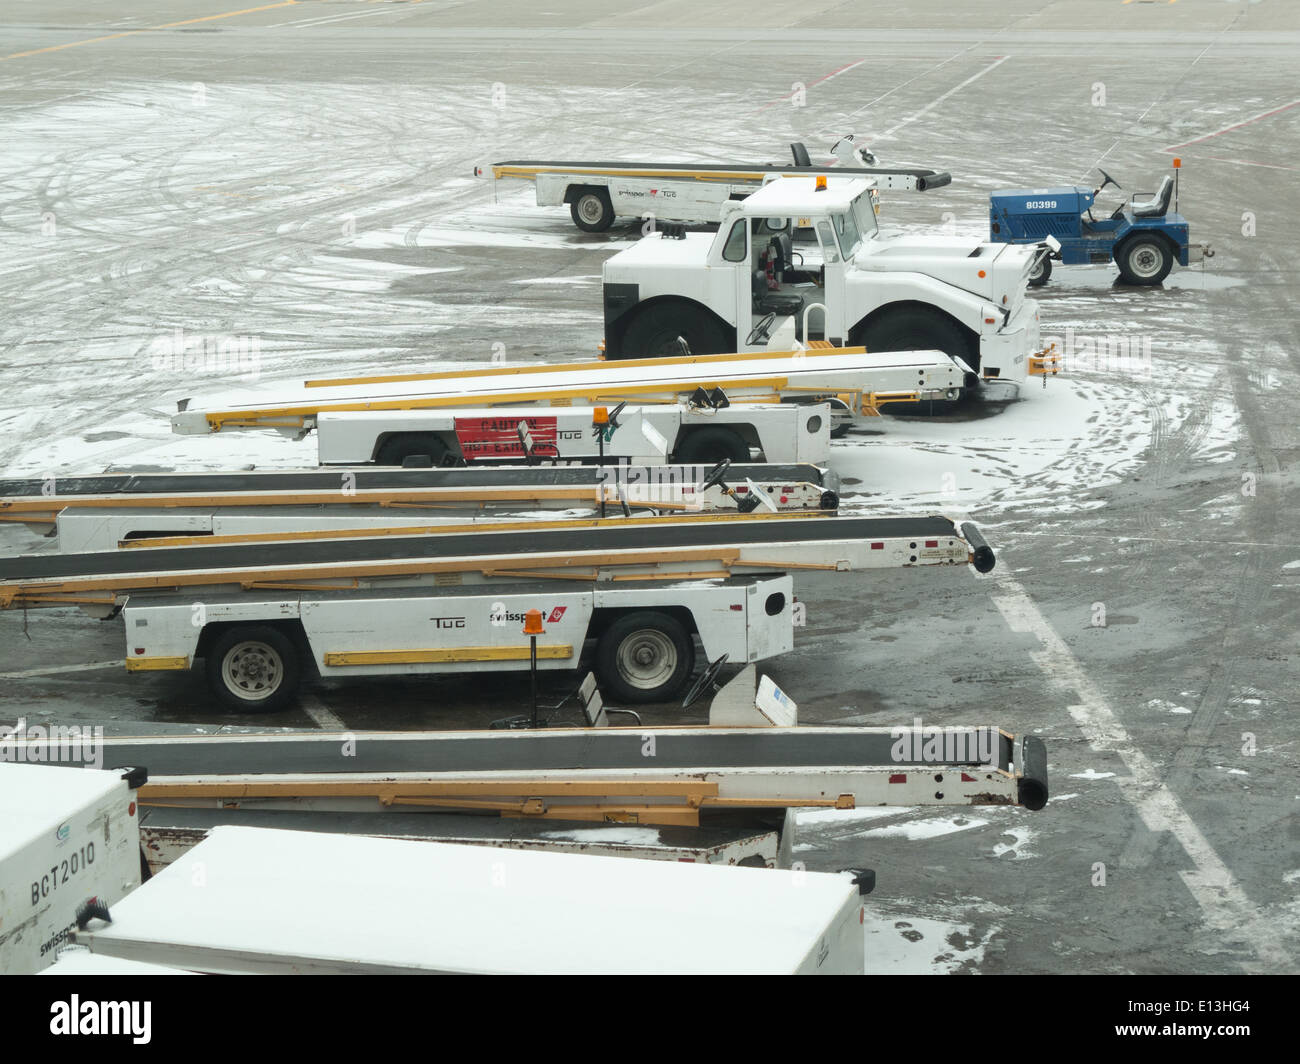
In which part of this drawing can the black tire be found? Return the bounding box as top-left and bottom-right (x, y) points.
(852, 305), (979, 373)
(569, 188), (614, 232)
(596, 612), (694, 704)
(374, 433), (450, 466)
(1028, 255), (1052, 287)
(206, 626), (301, 713)
(673, 427), (751, 464)
(1115, 235), (1173, 286)
(617, 301), (728, 359)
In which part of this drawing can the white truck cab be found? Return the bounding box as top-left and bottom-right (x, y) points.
(602, 175), (1045, 385)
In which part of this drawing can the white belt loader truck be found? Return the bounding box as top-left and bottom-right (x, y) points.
(601, 175), (1056, 386)
(168, 346), (975, 465)
(480, 138), (950, 233)
(0, 761), (146, 974)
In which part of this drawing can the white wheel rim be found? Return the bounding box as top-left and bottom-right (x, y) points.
(1128, 244), (1164, 279)
(616, 629), (676, 691)
(223, 641), (284, 702)
(578, 195), (604, 223)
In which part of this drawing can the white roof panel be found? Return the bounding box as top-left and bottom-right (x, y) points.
(0, 762), (126, 858)
(81, 826), (858, 974)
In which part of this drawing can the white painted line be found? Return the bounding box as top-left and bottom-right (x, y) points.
(298, 692), (346, 731)
(0, 661), (121, 679)
(879, 56), (1009, 138)
(269, 8), (395, 29)
(986, 569), (1288, 970)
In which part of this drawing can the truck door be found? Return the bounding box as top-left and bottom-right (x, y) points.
(712, 215), (751, 342)
(812, 220), (847, 345)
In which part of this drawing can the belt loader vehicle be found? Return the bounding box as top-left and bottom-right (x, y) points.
(601, 175), (1056, 386)
(990, 162), (1213, 287)
(71, 825), (870, 974)
(0, 761), (145, 974)
(168, 346), (976, 466)
(0, 461), (841, 545)
(0, 511), (995, 711)
(479, 138), (950, 233)
(3, 470), (838, 552)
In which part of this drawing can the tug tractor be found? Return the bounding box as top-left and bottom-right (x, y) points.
(988, 161), (1212, 287)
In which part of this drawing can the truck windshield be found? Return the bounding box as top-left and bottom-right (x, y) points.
(829, 212), (861, 259)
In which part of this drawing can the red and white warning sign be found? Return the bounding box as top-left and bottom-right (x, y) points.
(453, 416), (559, 459)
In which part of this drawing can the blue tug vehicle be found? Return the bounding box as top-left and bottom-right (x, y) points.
(989, 162), (1212, 287)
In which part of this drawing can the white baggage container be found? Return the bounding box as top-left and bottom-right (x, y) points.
(75, 826), (865, 974)
(0, 761), (143, 974)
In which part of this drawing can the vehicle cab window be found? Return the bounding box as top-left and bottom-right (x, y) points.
(815, 220), (841, 264)
(721, 219), (748, 262)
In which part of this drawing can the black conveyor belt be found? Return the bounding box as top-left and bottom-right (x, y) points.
(0, 515), (965, 582)
(53, 727), (1017, 776)
(0, 463), (831, 499)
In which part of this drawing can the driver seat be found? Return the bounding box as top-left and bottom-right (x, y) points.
(1131, 174), (1173, 218)
(752, 269), (803, 317)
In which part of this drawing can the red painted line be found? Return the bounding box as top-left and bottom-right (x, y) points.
(1166, 153), (1300, 174)
(755, 57), (868, 112)
(1164, 98), (1300, 151)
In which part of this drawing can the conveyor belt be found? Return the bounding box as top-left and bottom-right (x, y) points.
(0, 514), (965, 583)
(36, 726), (1021, 776)
(493, 160), (952, 190)
(0, 463), (833, 499)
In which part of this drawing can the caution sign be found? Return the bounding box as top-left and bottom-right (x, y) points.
(454, 416), (559, 460)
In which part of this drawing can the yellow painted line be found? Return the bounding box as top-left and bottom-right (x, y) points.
(305, 347), (867, 389)
(124, 656), (190, 672)
(323, 645), (573, 666)
(3, 2), (299, 62)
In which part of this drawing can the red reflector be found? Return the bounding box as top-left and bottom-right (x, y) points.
(984, 317), (995, 324)
(870, 542), (884, 550)
(961, 773), (976, 782)
(133, 648), (145, 655)
(782, 486), (794, 492)
(779, 495), (788, 503)
(735, 486), (748, 493)
(128, 801), (136, 816)
(889, 773), (907, 783)
(677, 858), (695, 863)
(729, 604), (743, 611)
(925, 540), (938, 547)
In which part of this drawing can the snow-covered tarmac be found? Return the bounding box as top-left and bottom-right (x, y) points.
(1, 0), (1298, 974)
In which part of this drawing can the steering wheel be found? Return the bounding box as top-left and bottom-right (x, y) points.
(746, 312), (776, 346)
(681, 653), (730, 709)
(1097, 168), (1121, 193)
(700, 458), (732, 491)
